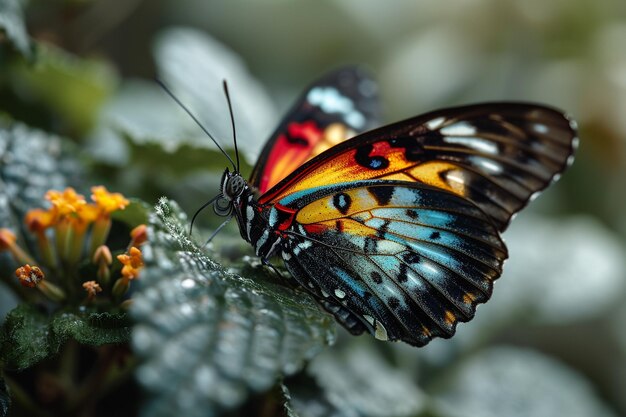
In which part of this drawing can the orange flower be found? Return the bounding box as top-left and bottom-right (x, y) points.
(15, 264), (45, 288)
(82, 280), (102, 298)
(0, 228), (16, 250)
(117, 246), (143, 280)
(76, 204), (100, 224)
(25, 209), (56, 232)
(130, 224), (148, 247)
(45, 187), (86, 217)
(1, 228), (36, 265)
(91, 186), (129, 214)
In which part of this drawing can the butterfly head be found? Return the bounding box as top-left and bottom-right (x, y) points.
(215, 168), (247, 216)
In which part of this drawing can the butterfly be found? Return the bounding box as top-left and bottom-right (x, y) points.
(186, 67), (578, 347)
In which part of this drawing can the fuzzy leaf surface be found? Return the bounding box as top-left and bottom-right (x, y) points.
(0, 305), (132, 371)
(132, 198), (335, 417)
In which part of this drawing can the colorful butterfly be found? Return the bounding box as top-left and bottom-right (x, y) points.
(190, 67), (578, 347)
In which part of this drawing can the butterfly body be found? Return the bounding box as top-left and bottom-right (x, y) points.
(211, 67), (578, 347)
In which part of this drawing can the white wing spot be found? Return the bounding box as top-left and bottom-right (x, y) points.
(470, 156), (503, 174)
(363, 314), (375, 326)
(334, 288), (346, 299)
(321, 289), (330, 298)
(445, 170), (468, 185)
(307, 87), (365, 129)
(346, 112), (366, 128)
(444, 136), (498, 154)
(246, 205), (255, 239)
(532, 123), (549, 134)
(426, 117), (445, 130)
(440, 122), (477, 136)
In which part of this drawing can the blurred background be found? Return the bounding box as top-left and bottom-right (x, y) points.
(1, 0), (625, 416)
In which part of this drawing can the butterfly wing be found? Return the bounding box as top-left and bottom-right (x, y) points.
(260, 103), (578, 231)
(249, 67), (380, 195)
(271, 180), (507, 346)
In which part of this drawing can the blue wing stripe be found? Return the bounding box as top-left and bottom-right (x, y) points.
(286, 237), (414, 340)
(368, 255), (464, 335)
(369, 208), (503, 250)
(399, 255), (488, 316)
(358, 217), (503, 272)
(357, 254), (455, 338)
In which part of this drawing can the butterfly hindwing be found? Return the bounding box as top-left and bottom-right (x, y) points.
(260, 103), (578, 231)
(273, 181), (507, 346)
(249, 67), (381, 195)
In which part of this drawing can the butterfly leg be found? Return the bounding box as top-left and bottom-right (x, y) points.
(261, 257), (286, 279)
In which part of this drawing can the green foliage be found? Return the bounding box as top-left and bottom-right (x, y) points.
(0, 304), (131, 371)
(0, 305), (49, 371)
(0, 0), (33, 59)
(0, 119), (79, 225)
(112, 198), (151, 227)
(7, 44), (117, 135)
(132, 198), (336, 417)
(50, 311), (131, 346)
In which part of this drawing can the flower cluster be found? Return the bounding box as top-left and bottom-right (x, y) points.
(0, 186), (146, 305)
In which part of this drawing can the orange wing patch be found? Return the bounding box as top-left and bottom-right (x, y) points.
(261, 140), (465, 204)
(257, 122), (355, 194)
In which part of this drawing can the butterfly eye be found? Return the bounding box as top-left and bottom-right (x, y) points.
(225, 175), (245, 198)
(213, 197), (232, 217)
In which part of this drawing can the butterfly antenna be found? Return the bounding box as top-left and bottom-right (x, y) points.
(189, 193), (222, 236)
(222, 80), (240, 172)
(203, 215), (233, 248)
(156, 79), (237, 171)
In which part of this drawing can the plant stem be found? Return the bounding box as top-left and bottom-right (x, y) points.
(67, 345), (118, 415)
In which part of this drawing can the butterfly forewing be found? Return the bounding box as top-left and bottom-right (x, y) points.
(260, 103), (577, 231)
(249, 67), (380, 195)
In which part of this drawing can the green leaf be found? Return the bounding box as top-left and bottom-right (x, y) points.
(284, 343), (426, 417)
(51, 311), (131, 346)
(0, 376), (10, 417)
(154, 27), (276, 164)
(111, 198), (151, 228)
(0, 304), (50, 370)
(0, 305), (131, 370)
(91, 28), (276, 166)
(8, 44), (117, 135)
(0, 0), (33, 59)
(0, 119), (79, 226)
(132, 198), (335, 417)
